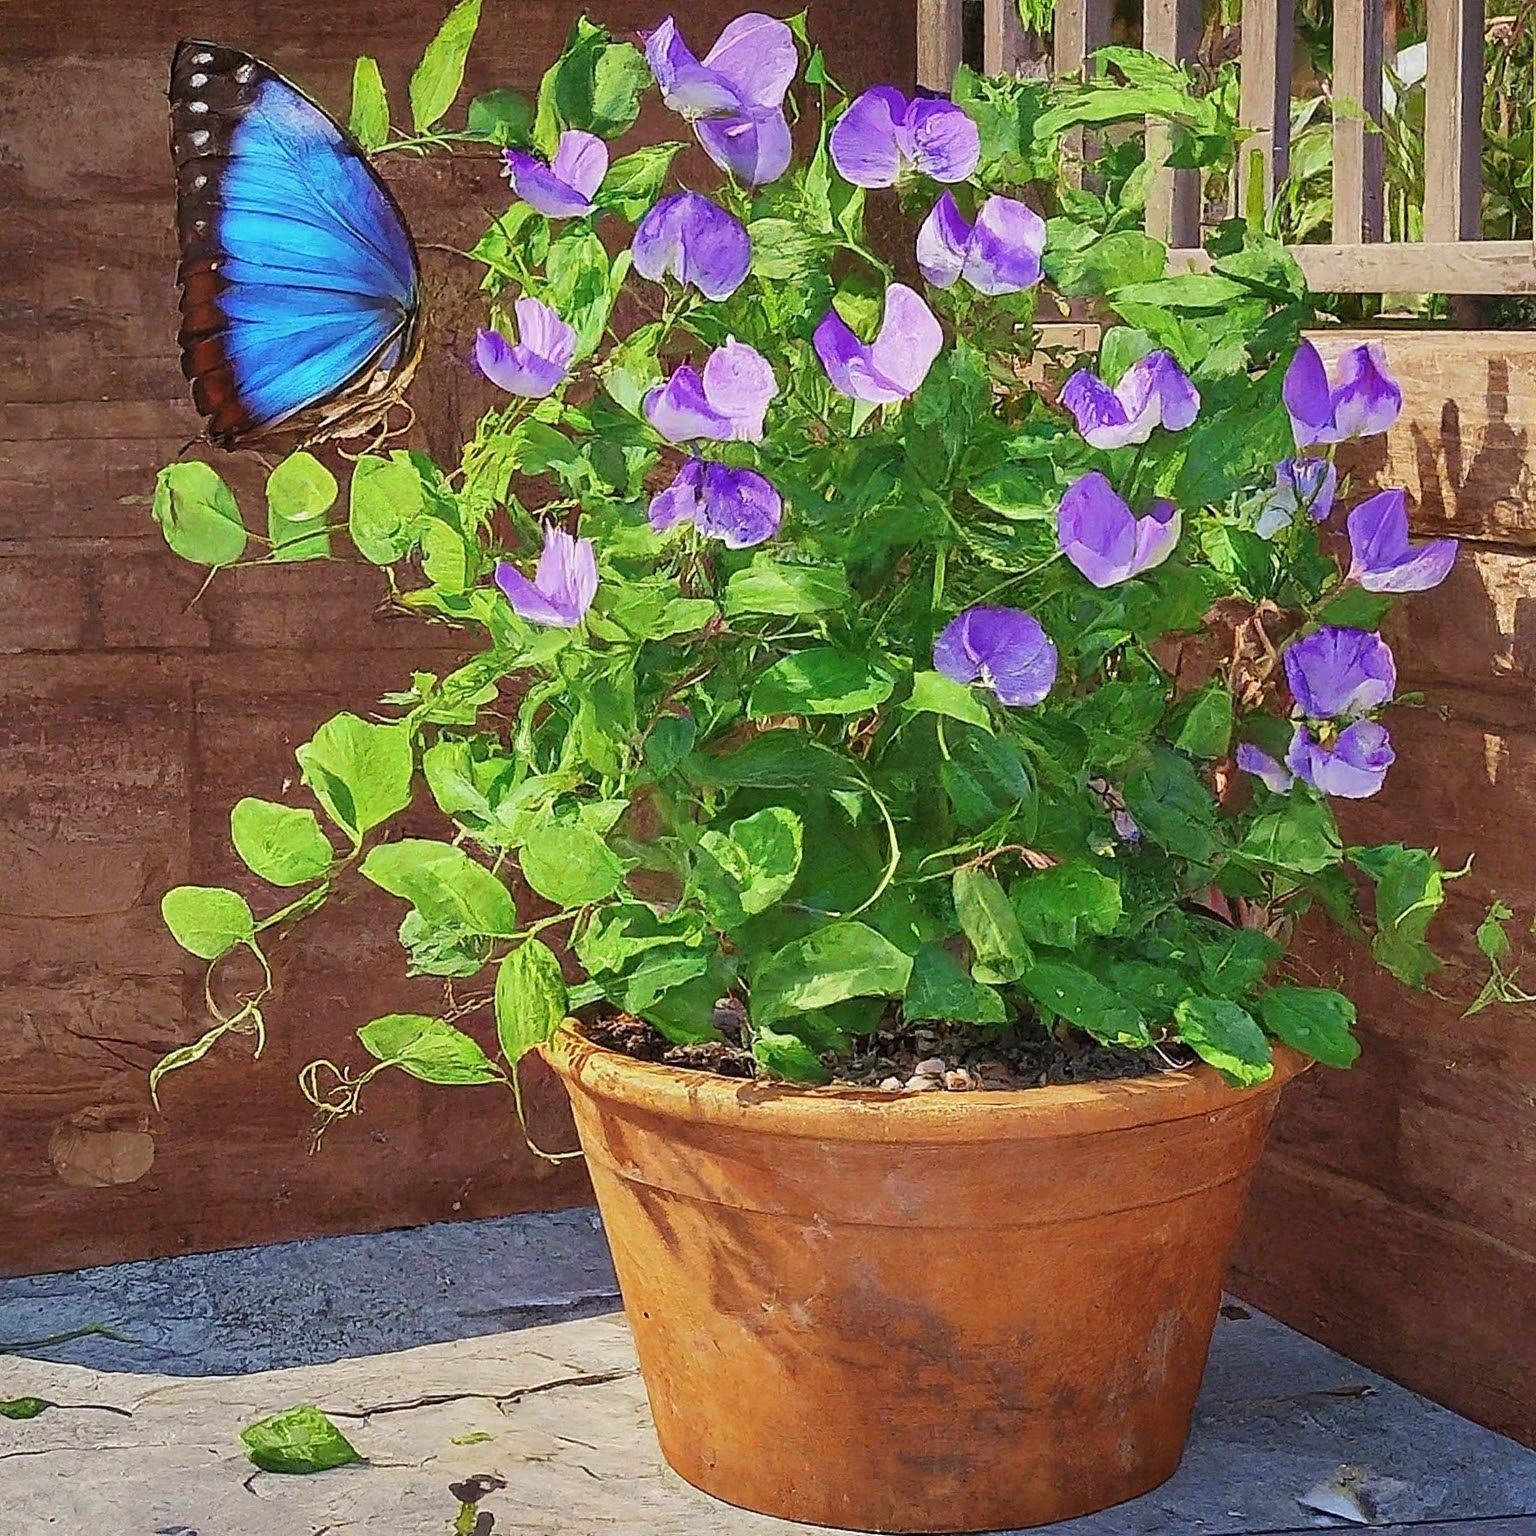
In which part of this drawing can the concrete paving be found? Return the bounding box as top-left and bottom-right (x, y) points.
(3, 1207), (1536, 1535)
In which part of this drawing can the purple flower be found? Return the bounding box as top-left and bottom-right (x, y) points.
(1059, 350), (1200, 450)
(934, 605), (1057, 707)
(1057, 471), (1181, 588)
(648, 458), (782, 548)
(503, 130), (607, 218)
(829, 86), (980, 188)
(1256, 456), (1338, 539)
(916, 192), (1045, 296)
(631, 191), (751, 301)
(1236, 741), (1295, 793)
(644, 13), (796, 184)
(1286, 721), (1395, 799)
(814, 283), (943, 404)
(494, 526), (597, 628)
(1283, 340), (1402, 448)
(644, 339), (777, 443)
(474, 299), (576, 398)
(1284, 626), (1396, 721)
(1346, 489), (1457, 593)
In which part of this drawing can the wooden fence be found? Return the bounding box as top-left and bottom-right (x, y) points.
(918, 0), (1536, 293)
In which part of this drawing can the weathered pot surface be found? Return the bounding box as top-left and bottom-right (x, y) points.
(542, 1022), (1306, 1533)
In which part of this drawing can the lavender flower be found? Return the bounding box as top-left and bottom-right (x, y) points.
(1284, 626), (1396, 721)
(916, 192), (1045, 296)
(631, 191), (751, 302)
(1057, 471), (1181, 588)
(495, 526), (597, 628)
(1059, 350), (1200, 450)
(474, 299), (576, 399)
(933, 605), (1058, 708)
(1346, 489), (1457, 593)
(648, 458), (782, 548)
(829, 86), (980, 188)
(814, 283), (943, 404)
(1235, 742), (1295, 793)
(503, 130), (607, 218)
(644, 13), (796, 184)
(644, 339), (777, 443)
(1283, 339), (1403, 448)
(1256, 456), (1338, 539)
(1287, 721), (1396, 799)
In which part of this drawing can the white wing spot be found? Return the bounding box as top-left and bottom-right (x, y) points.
(189, 129), (211, 148)
(192, 173), (208, 189)
(191, 50), (214, 64)
(234, 62), (256, 83)
(187, 100), (209, 114)
(187, 71), (209, 88)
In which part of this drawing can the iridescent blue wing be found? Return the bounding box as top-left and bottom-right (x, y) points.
(170, 41), (422, 448)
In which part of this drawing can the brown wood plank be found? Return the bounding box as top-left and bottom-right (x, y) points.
(1142, 0), (1203, 247)
(1424, 0), (1486, 242)
(1051, 0), (1112, 78)
(1169, 238), (1536, 292)
(983, 0), (1048, 76)
(917, 0), (963, 91)
(1331, 0), (1386, 243)
(1236, 0), (1295, 209)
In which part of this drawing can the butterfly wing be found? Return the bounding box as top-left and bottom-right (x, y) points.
(170, 41), (423, 448)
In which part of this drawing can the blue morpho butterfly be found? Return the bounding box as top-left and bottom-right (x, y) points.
(170, 41), (423, 450)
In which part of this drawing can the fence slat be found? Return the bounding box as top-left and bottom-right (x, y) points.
(1331, 0), (1385, 243)
(1052, 0), (1112, 79)
(1424, 0), (1485, 242)
(917, 0), (964, 93)
(1143, 0), (1203, 246)
(1236, 0), (1295, 213)
(1168, 238), (1536, 293)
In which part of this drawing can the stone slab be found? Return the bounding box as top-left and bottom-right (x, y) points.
(3, 1210), (1536, 1535)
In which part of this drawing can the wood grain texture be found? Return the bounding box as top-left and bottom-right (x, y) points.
(1236, 0), (1295, 208)
(0, 0), (916, 1277)
(1331, 0), (1385, 244)
(1143, 0), (1202, 247)
(1424, 0), (1485, 242)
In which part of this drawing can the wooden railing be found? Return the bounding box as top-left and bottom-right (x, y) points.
(918, 0), (1536, 294)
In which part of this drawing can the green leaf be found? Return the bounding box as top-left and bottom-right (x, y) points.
(1020, 961), (1150, 1047)
(903, 670), (993, 732)
(903, 942), (1007, 1025)
(534, 17), (648, 146)
(596, 143), (684, 220)
(723, 557), (853, 618)
(1113, 273), (1248, 309)
(1353, 843), (1447, 987)
(1196, 922), (1281, 998)
(1011, 862), (1122, 948)
(1258, 986), (1360, 1068)
(519, 823), (625, 907)
(1476, 900), (1513, 962)
(749, 649), (894, 718)
(953, 867), (1031, 984)
(685, 730), (851, 790)
(265, 451), (337, 563)
(751, 921), (913, 1027)
(296, 714), (415, 842)
(152, 461), (247, 567)
(1045, 230), (1166, 297)
(1238, 795), (1342, 875)
(966, 462), (1061, 519)
(466, 87), (533, 145)
(0, 1396), (52, 1420)
(361, 839), (517, 936)
(1316, 586), (1394, 630)
(698, 807), (803, 921)
(161, 886), (255, 961)
(348, 56), (390, 150)
(940, 730), (1034, 829)
(495, 939), (568, 1066)
(241, 1406), (362, 1475)
(752, 1026), (833, 1084)
(1173, 996), (1274, 1086)
(348, 453), (423, 565)
(1170, 684), (1233, 759)
(748, 217), (832, 280)
(622, 948), (712, 1013)
(410, 0), (483, 132)
(357, 1013), (501, 1084)
(230, 799), (333, 887)
(1124, 746), (1220, 865)
(643, 714), (696, 779)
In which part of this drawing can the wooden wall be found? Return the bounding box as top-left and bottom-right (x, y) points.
(0, 0), (916, 1277)
(1233, 332), (1536, 1448)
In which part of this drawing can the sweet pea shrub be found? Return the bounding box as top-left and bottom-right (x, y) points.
(151, 12), (1465, 1112)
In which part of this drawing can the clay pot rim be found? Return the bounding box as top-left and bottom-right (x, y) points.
(542, 1021), (1310, 1144)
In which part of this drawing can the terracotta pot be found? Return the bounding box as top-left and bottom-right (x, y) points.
(542, 1025), (1306, 1534)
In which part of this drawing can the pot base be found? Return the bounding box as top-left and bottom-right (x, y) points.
(545, 1028), (1304, 1534)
